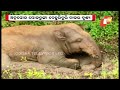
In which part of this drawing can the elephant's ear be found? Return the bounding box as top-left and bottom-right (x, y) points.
(54, 30), (66, 40)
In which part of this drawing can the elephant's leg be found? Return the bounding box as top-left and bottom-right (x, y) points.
(58, 58), (80, 69)
(90, 59), (102, 67)
(37, 52), (80, 69)
(78, 55), (102, 67)
(79, 57), (102, 70)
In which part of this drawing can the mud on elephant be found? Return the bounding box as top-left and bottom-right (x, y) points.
(2, 23), (102, 70)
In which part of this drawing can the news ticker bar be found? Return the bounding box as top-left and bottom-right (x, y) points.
(6, 15), (96, 21)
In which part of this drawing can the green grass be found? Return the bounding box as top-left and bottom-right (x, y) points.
(1, 11), (119, 79)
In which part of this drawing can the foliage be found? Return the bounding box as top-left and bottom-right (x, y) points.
(25, 68), (52, 79)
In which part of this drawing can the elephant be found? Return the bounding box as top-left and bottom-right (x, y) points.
(2, 23), (102, 70)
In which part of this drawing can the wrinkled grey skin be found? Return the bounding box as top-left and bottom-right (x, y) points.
(2, 23), (102, 70)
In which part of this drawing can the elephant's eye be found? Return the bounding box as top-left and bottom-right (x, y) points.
(76, 38), (82, 42)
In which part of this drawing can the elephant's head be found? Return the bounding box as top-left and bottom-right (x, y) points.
(54, 24), (101, 60)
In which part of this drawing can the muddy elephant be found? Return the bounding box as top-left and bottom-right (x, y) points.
(2, 23), (102, 70)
